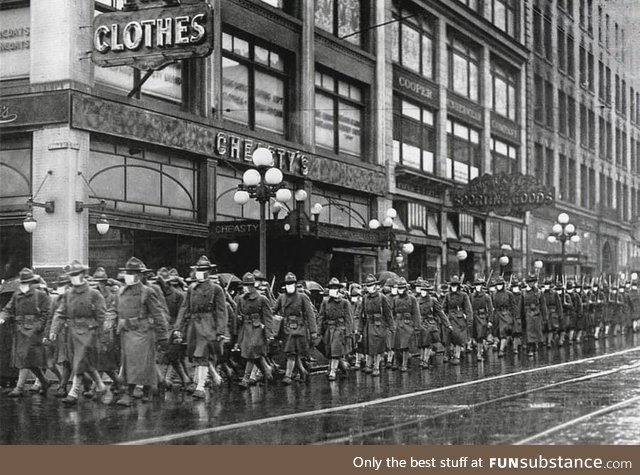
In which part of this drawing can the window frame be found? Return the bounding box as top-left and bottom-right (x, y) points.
(447, 33), (481, 102)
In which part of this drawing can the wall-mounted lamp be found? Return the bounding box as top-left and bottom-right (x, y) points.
(228, 241), (239, 253)
(23, 171), (55, 233)
(310, 203), (323, 238)
(76, 199), (110, 235)
(456, 249), (468, 261)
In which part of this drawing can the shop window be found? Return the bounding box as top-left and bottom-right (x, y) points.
(456, 0), (480, 13)
(315, 69), (364, 159)
(310, 190), (370, 228)
(392, 96), (435, 174)
(390, 6), (434, 79)
(447, 34), (480, 102)
(459, 213), (473, 239)
(221, 30), (288, 136)
(88, 141), (198, 220)
(446, 119), (480, 183)
(0, 136), (31, 206)
(0, 226), (31, 281)
(314, 0), (362, 46)
(490, 137), (518, 174)
(491, 60), (517, 121)
(486, 0), (517, 37)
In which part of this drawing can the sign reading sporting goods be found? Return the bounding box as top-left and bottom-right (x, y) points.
(92, 1), (213, 70)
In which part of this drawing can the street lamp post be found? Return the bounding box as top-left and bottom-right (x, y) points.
(547, 212), (580, 276)
(233, 148), (293, 276)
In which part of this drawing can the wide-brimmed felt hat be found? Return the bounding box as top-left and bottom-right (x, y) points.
(396, 277), (408, 288)
(252, 269), (266, 281)
(157, 267), (171, 281)
(55, 273), (70, 286)
(92, 267), (108, 281)
(363, 274), (378, 286)
(525, 274), (538, 283)
(449, 275), (461, 285)
(191, 255), (216, 271)
(327, 277), (341, 288)
(284, 272), (297, 284)
(472, 277), (485, 286)
(120, 257), (147, 273)
(19, 268), (39, 284)
(242, 272), (256, 285)
(66, 260), (89, 276)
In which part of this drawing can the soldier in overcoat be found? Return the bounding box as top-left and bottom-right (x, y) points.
(510, 280), (524, 354)
(317, 277), (354, 381)
(235, 273), (274, 388)
(358, 274), (394, 376)
(273, 272), (317, 384)
(49, 261), (107, 406)
(348, 283), (364, 369)
(415, 279), (450, 368)
(173, 256), (228, 398)
(111, 257), (169, 406)
(469, 278), (493, 362)
(491, 277), (517, 356)
(391, 277), (420, 371)
(618, 283), (632, 335)
(49, 273), (71, 398)
(0, 268), (52, 397)
(441, 276), (472, 365)
(521, 275), (547, 357)
(630, 280), (640, 333)
(541, 279), (563, 348)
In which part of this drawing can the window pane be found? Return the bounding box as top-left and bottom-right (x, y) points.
(454, 122), (468, 139)
(338, 80), (349, 97)
(269, 52), (283, 71)
(222, 58), (249, 125)
(338, 0), (361, 45)
(495, 0), (506, 31)
(402, 25), (421, 72)
(349, 84), (362, 101)
(393, 140), (401, 163)
(423, 150), (434, 173)
(469, 62), (479, 101)
(315, 92), (335, 148)
(494, 77), (508, 116)
(222, 33), (233, 52)
(508, 84), (517, 120)
(255, 71), (284, 134)
(255, 46), (269, 65)
(402, 143), (421, 169)
(315, 0), (334, 33)
(423, 109), (434, 126)
(233, 37), (249, 57)
(127, 165), (161, 205)
(422, 34), (433, 78)
(338, 100), (362, 156)
(453, 54), (468, 96)
(391, 21), (399, 63)
(402, 100), (421, 121)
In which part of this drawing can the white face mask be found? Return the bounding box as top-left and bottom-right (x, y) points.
(451, 285), (458, 292)
(195, 271), (206, 282)
(19, 284), (30, 293)
(398, 288), (406, 295)
(475, 285), (482, 292)
(391, 288), (398, 295)
(124, 274), (137, 286)
(620, 289), (625, 294)
(496, 285), (504, 291)
(285, 284), (296, 294)
(543, 285), (550, 291)
(350, 296), (358, 303)
(512, 287), (520, 294)
(328, 289), (339, 298)
(70, 275), (83, 286)
(420, 290), (428, 297)
(366, 285), (376, 294)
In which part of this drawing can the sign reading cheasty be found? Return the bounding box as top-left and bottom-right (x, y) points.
(92, 1), (213, 70)
(451, 173), (555, 216)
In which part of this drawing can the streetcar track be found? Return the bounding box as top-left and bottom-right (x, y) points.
(513, 395), (640, 445)
(119, 346), (640, 445)
(313, 361), (640, 445)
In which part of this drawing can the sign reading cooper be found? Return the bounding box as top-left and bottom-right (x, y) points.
(92, 1), (213, 70)
(451, 173), (555, 216)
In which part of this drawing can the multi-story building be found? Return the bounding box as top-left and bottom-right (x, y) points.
(528, 0), (640, 278)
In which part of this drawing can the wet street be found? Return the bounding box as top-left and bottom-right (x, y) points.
(2, 335), (640, 445)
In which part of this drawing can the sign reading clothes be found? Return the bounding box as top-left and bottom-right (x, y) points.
(451, 173), (555, 216)
(92, 0), (213, 70)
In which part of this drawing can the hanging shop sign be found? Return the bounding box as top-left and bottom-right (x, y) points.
(451, 173), (555, 216)
(92, 1), (213, 70)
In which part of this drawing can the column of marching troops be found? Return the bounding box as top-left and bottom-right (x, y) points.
(1, 254), (640, 408)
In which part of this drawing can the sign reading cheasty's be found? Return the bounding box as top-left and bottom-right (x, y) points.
(451, 173), (555, 216)
(92, 1), (213, 70)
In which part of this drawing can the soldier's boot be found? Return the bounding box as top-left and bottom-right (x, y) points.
(575, 330), (582, 343)
(8, 369), (29, 398)
(634, 320), (639, 332)
(116, 385), (136, 407)
(208, 362), (223, 387)
(614, 324), (621, 335)
(258, 356), (274, 382)
(281, 358), (295, 385)
(338, 358), (350, 373)
(295, 356), (309, 382)
(354, 353), (362, 369)
(386, 351), (394, 369)
(249, 365), (260, 385)
(87, 370), (107, 401)
(513, 337), (521, 355)
(328, 359), (338, 381)
(498, 338), (508, 357)
(61, 375), (83, 406)
(546, 332), (553, 348)
(476, 344), (484, 362)
(567, 330), (575, 345)
(163, 365), (176, 390)
(527, 343), (535, 358)
(594, 325), (601, 339)
(237, 363), (253, 390)
(363, 355), (373, 374)
(192, 366), (209, 397)
(372, 355), (383, 377)
(31, 367), (49, 396)
(400, 350), (410, 372)
(605, 324), (610, 337)
(419, 348), (428, 368)
(451, 346), (461, 365)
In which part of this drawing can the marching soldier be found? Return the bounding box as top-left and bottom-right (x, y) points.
(582, 282), (596, 339)
(384, 278), (397, 369)
(173, 256), (228, 398)
(630, 279), (640, 332)
(49, 261), (107, 406)
(521, 275), (547, 357)
(317, 278), (354, 381)
(416, 279), (451, 367)
(111, 257), (169, 406)
(273, 272), (317, 384)
(572, 282), (585, 343)
(391, 277), (420, 372)
(510, 279), (525, 355)
(470, 278), (493, 362)
(235, 273), (274, 388)
(0, 268), (52, 397)
(442, 276), (472, 365)
(50, 273), (72, 398)
(542, 279), (563, 348)
(491, 277), (517, 357)
(359, 274), (394, 376)
(348, 283), (364, 369)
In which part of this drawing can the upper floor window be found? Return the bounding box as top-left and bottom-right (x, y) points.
(491, 138), (518, 174)
(393, 96), (436, 174)
(96, 0), (123, 10)
(448, 35), (479, 102)
(491, 60), (517, 121)
(446, 118), (480, 183)
(390, 7), (434, 80)
(315, 69), (364, 159)
(486, 0), (517, 37)
(315, 0), (362, 47)
(221, 31), (288, 136)
(456, 0), (481, 13)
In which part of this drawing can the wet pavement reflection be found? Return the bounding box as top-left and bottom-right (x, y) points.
(2, 334), (640, 444)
